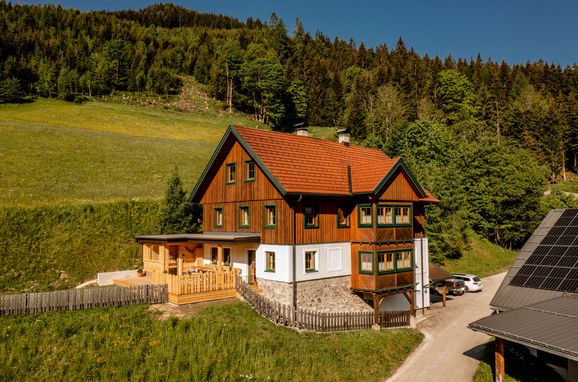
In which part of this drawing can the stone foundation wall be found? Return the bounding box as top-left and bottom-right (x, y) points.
(257, 276), (372, 313)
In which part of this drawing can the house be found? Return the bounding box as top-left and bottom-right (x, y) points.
(469, 209), (578, 381)
(135, 125), (438, 317)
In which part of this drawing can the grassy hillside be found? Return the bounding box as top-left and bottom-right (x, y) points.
(0, 302), (423, 382)
(444, 231), (517, 277)
(0, 200), (159, 293)
(0, 98), (263, 206)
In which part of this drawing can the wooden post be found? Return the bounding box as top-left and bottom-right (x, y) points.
(495, 337), (505, 382)
(217, 244), (223, 271)
(442, 286), (447, 307)
(160, 245), (167, 273)
(372, 293), (379, 325)
(409, 289), (415, 317)
(177, 257), (183, 275)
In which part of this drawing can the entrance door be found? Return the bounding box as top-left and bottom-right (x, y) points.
(247, 250), (257, 284)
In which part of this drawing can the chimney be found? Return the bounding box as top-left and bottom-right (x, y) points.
(294, 122), (309, 137)
(337, 128), (350, 146)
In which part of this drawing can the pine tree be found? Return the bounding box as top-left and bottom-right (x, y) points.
(158, 168), (201, 234)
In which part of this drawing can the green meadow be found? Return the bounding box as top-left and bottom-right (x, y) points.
(0, 302), (423, 382)
(0, 98), (262, 207)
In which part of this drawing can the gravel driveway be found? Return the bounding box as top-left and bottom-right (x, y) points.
(387, 272), (506, 382)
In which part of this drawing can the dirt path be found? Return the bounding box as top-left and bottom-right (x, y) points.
(387, 272), (506, 382)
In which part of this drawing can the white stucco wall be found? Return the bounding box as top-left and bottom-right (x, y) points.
(252, 243), (351, 283)
(202, 243), (259, 281)
(255, 244), (292, 282)
(294, 242), (351, 281)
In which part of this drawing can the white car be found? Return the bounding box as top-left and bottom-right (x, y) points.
(453, 273), (483, 292)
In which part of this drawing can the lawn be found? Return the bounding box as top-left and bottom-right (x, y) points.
(0, 302), (423, 382)
(0, 98), (262, 206)
(443, 231), (518, 277)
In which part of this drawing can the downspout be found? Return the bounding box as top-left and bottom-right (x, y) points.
(293, 194), (303, 314)
(420, 232), (425, 313)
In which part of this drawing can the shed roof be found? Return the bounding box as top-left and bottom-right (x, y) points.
(190, 126), (438, 201)
(135, 232), (261, 243)
(470, 295), (578, 361)
(429, 263), (453, 282)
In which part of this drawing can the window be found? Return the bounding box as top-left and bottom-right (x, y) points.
(378, 252), (394, 273)
(377, 205), (394, 226)
(358, 205), (373, 227)
(239, 206), (250, 228)
(305, 250), (318, 272)
(359, 251), (373, 274)
(226, 162), (236, 184)
(337, 206), (350, 227)
(265, 251), (276, 272)
(245, 160), (255, 182)
(213, 207), (224, 228)
(395, 206), (411, 225)
(145, 244), (160, 261)
(304, 206), (319, 228)
(396, 250), (412, 270)
(210, 247), (231, 265)
(264, 205), (276, 228)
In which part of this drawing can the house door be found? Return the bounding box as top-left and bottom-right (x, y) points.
(247, 250), (257, 284)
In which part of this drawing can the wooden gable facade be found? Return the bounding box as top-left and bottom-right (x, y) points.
(190, 125), (437, 296)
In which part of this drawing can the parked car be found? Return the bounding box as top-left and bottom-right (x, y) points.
(431, 278), (466, 296)
(453, 273), (483, 292)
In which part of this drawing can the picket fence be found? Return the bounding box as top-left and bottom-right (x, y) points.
(0, 284), (168, 316)
(237, 277), (409, 331)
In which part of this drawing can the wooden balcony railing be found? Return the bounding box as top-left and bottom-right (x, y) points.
(151, 269), (241, 295)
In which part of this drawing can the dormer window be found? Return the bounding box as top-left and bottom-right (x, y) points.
(245, 160), (256, 182)
(226, 162), (236, 184)
(304, 206), (319, 228)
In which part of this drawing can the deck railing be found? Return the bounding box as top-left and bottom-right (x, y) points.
(152, 269), (241, 295)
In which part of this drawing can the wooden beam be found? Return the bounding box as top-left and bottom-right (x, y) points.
(177, 257), (183, 275)
(442, 286), (447, 307)
(217, 244), (223, 270)
(495, 338), (505, 382)
(372, 292), (379, 325)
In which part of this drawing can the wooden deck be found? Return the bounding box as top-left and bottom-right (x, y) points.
(112, 275), (157, 287)
(114, 268), (242, 305)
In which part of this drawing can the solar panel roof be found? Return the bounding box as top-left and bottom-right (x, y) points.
(510, 209), (578, 293)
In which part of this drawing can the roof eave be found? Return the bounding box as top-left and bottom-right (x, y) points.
(188, 125), (234, 203)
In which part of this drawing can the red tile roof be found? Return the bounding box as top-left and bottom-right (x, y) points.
(233, 126), (436, 201)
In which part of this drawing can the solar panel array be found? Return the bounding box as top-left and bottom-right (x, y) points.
(510, 209), (578, 293)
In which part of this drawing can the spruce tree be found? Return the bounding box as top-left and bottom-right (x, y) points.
(158, 168), (201, 234)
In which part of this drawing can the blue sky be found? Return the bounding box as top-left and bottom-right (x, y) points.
(16, 0), (578, 66)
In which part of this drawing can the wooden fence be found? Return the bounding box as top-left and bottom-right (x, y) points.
(153, 269), (240, 295)
(380, 309), (410, 328)
(0, 284), (168, 316)
(237, 277), (409, 332)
